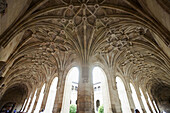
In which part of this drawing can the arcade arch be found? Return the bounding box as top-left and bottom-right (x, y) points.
(28, 90), (37, 113)
(92, 66), (111, 113)
(130, 83), (142, 112)
(116, 76), (131, 113)
(61, 67), (79, 113)
(44, 77), (58, 113)
(34, 84), (46, 113)
(139, 88), (151, 113)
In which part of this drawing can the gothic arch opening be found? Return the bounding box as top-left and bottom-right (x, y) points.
(34, 84), (46, 113)
(116, 76), (131, 113)
(92, 66), (111, 113)
(62, 67), (79, 113)
(139, 88), (151, 113)
(146, 92), (156, 113)
(0, 0), (170, 113)
(28, 89), (37, 113)
(44, 77), (58, 113)
(24, 93), (32, 112)
(130, 83), (142, 112)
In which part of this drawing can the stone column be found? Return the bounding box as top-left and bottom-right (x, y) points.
(26, 89), (36, 112)
(32, 87), (41, 113)
(77, 63), (94, 113)
(40, 82), (51, 111)
(107, 71), (122, 113)
(124, 77), (135, 113)
(135, 87), (147, 113)
(53, 71), (66, 113)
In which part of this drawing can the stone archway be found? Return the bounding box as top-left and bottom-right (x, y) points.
(139, 88), (151, 113)
(130, 83), (143, 112)
(116, 76), (131, 113)
(44, 77), (58, 113)
(0, 0), (170, 113)
(61, 67), (79, 113)
(92, 66), (112, 113)
(34, 84), (46, 113)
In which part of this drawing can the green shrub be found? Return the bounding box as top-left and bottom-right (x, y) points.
(69, 104), (77, 113)
(98, 105), (104, 113)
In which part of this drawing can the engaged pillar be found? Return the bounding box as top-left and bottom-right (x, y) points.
(125, 77), (135, 112)
(53, 71), (66, 113)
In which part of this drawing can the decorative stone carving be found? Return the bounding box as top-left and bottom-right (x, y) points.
(120, 49), (169, 83)
(0, 0), (7, 14)
(0, 0), (170, 112)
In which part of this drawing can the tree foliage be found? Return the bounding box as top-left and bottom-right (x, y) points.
(69, 104), (77, 113)
(98, 105), (104, 113)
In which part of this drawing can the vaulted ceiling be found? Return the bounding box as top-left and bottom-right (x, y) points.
(0, 0), (170, 110)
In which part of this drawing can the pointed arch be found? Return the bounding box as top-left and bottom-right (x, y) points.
(28, 90), (37, 113)
(139, 88), (151, 113)
(24, 94), (32, 112)
(34, 84), (46, 113)
(116, 76), (131, 113)
(130, 83), (142, 112)
(146, 92), (156, 113)
(62, 67), (79, 113)
(45, 77), (58, 113)
(92, 66), (111, 113)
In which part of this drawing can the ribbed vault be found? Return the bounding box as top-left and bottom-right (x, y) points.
(0, 0), (169, 112)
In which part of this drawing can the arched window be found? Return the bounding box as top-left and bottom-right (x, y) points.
(146, 93), (156, 113)
(45, 77), (58, 113)
(28, 90), (37, 113)
(34, 84), (46, 113)
(130, 83), (142, 113)
(96, 100), (100, 111)
(139, 88), (150, 113)
(116, 77), (131, 113)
